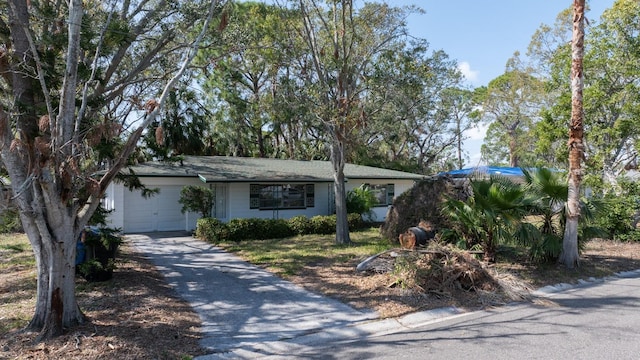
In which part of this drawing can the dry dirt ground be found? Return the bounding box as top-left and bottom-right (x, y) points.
(3, 239), (640, 359)
(1, 243), (207, 360)
(288, 239), (640, 318)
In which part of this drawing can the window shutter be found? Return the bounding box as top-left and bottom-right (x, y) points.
(250, 184), (260, 209)
(306, 184), (315, 208)
(386, 184), (395, 205)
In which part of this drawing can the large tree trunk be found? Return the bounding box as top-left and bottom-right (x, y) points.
(4, 0), (85, 338)
(560, 0), (586, 269)
(508, 129), (519, 167)
(330, 137), (351, 245)
(30, 219), (85, 340)
(5, 173), (86, 339)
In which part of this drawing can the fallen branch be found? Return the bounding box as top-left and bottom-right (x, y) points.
(356, 247), (484, 273)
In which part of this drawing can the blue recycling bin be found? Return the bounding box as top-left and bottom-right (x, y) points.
(75, 233), (86, 266)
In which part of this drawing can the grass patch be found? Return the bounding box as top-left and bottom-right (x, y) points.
(0, 233), (34, 271)
(0, 233), (36, 334)
(218, 227), (392, 277)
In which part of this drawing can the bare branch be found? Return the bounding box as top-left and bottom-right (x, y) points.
(76, 1), (118, 144)
(96, 0), (171, 96)
(88, 0), (225, 226)
(6, 1), (55, 124)
(56, 0), (84, 154)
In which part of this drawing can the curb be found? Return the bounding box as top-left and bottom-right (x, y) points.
(532, 268), (640, 296)
(197, 268), (640, 359)
(293, 305), (466, 345)
(195, 306), (469, 359)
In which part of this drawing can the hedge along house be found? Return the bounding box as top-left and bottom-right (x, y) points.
(103, 156), (425, 233)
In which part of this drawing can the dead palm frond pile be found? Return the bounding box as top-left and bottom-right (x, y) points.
(359, 243), (529, 308)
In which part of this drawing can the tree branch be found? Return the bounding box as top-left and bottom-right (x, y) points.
(57, 0), (83, 154)
(76, 0), (117, 146)
(90, 0), (224, 225)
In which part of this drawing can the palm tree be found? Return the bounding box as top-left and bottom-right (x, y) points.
(519, 168), (568, 262)
(561, 0), (586, 268)
(519, 167), (605, 263)
(443, 175), (530, 262)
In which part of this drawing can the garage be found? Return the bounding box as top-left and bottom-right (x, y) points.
(123, 185), (188, 233)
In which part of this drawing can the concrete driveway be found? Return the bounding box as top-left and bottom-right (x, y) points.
(127, 232), (380, 357)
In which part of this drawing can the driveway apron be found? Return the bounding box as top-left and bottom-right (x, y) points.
(127, 232), (377, 354)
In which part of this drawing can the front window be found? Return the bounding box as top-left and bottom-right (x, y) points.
(250, 184), (314, 210)
(367, 184), (394, 206)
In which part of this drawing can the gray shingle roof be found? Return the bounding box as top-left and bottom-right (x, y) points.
(126, 156), (424, 183)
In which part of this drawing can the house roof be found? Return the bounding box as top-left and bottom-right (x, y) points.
(125, 156), (425, 183)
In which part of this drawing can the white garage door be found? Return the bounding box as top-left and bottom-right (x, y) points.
(123, 185), (186, 233)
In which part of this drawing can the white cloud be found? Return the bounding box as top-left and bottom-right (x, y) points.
(465, 122), (489, 140)
(457, 61), (479, 83)
(467, 151), (485, 167)
(462, 123), (489, 167)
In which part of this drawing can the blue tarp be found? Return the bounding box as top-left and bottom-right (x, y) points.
(440, 166), (525, 178)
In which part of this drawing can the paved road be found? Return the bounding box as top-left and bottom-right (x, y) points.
(267, 273), (640, 359)
(128, 232), (380, 356)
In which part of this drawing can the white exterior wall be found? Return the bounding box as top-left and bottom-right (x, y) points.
(103, 181), (125, 230)
(225, 180), (415, 222)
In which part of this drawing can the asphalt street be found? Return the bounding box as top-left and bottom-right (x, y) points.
(264, 272), (640, 360)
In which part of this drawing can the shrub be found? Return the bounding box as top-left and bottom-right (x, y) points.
(226, 218), (254, 242)
(310, 215), (336, 235)
(289, 215), (313, 235)
(347, 213), (364, 230)
(346, 186), (377, 220)
(225, 218), (296, 241)
(262, 219), (295, 239)
(594, 190), (640, 241)
(83, 227), (123, 249)
(198, 214), (363, 242)
(441, 175), (529, 262)
(179, 185), (214, 218)
(196, 218), (229, 243)
(0, 208), (22, 233)
(78, 227), (123, 282)
(78, 259), (116, 282)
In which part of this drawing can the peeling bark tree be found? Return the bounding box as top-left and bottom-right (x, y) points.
(0, 0), (224, 340)
(297, 0), (357, 245)
(296, 0), (409, 244)
(559, 0), (585, 268)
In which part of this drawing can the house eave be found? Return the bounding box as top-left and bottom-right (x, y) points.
(197, 174), (335, 183)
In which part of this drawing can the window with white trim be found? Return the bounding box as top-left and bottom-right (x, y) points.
(250, 184), (315, 210)
(366, 184), (394, 206)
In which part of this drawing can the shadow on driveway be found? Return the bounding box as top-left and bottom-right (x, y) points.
(127, 232), (377, 354)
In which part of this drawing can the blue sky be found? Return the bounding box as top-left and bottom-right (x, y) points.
(399, 0), (615, 87)
(393, 0), (616, 165)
